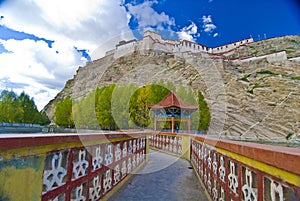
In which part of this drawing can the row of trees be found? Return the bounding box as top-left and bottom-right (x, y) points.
(0, 90), (49, 125)
(55, 81), (211, 131)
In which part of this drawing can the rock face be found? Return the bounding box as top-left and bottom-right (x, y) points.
(44, 34), (300, 142)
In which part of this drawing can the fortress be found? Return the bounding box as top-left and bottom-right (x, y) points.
(106, 30), (254, 59)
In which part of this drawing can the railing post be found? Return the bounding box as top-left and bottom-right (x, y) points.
(181, 135), (191, 161)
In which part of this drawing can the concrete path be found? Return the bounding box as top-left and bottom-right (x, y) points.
(108, 150), (209, 201)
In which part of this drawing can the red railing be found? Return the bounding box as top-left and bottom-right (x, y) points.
(148, 133), (300, 201)
(0, 132), (148, 201)
(1, 132), (300, 201)
(149, 133), (182, 156)
(190, 138), (300, 201)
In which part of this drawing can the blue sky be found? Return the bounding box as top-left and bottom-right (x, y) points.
(0, 0), (299, 109)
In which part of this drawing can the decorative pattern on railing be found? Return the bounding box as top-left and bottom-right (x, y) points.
(149, 134), (182, 155)
(42, 137), (146, 201)
(191, 140), (300, 201)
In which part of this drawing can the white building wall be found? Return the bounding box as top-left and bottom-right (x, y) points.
(233, 51), (287, 63)
(114, 41), (136, 59)
(212, 38), (254, 54)
(111, 31), (254, 58)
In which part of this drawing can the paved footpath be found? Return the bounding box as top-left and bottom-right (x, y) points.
(108, 150), (209, 201)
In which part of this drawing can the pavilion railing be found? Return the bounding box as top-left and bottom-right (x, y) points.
(0, 132), (149, 201)
(149, 132), (300, 201)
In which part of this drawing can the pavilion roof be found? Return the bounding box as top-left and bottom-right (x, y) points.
(148, 91), (198, 110)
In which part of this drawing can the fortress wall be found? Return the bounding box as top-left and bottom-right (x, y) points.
(112, 31), (254, 57)
(232, 51), (287, 63)
(105, 49), (115, 56)
(266, 51), (287, 63)
(144, 30), (162, 42)
(212, 38), (254, 54)
(114, 41), (136, 59)
(138, 35), (154, 53)
(153, 42), (171, 52)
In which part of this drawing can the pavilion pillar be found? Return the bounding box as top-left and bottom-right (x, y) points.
(154, 119), (157, 131)
(171, 117), (174, 133)
(187, 119), (191, 133)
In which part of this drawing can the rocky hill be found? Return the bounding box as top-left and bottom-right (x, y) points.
(44, 35), (300, 142)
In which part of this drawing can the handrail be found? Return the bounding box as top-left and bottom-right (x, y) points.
(150, 132), (300, 201)
(0, 131), (150, 201)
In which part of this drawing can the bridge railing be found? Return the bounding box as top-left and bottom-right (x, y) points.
(149, 132), (300, 201)
(0, 132), (149, 201)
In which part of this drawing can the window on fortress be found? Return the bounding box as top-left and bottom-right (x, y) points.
(226, 45), (228, 48)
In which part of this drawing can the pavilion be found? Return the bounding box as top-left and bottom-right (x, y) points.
(148, 91), (198, 133)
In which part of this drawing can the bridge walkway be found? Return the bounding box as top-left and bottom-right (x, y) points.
(108, 150), (209, 201)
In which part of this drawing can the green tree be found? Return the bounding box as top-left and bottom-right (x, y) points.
(0, 90), (23, 123)
(55, 96), (74, 127)
(111, 84), (138, 129)
(0, 90), (49, 124)
(129, 85), (151, 128)
(95, 84), (117, 130)
(18, 91), (40, 123)
(198, 91), (210, 131)
(148, 83), (170, 104)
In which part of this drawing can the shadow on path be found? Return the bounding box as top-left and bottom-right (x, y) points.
(108, 150), (209, 201)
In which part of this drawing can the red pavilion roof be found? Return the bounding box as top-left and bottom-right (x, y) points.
(148, 91), (198, 110)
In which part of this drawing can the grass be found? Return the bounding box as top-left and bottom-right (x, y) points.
(251, 50), (259, 56)
(257, 70), (278, 76)
(290, 76), (300, 81)
(240, 74), (251, 82)
(256, 70), (300, 81)
(290, 39), (299, 44)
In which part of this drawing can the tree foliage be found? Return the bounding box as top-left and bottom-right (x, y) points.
(95, 84), (117, 130)
(0, 90), (49, 125)
(55, 96), (74, 127)
(54, 82), (211, 132)
(197, 91), (211, 131)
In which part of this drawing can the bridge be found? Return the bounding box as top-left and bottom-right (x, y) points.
(0, 131), (299, 201)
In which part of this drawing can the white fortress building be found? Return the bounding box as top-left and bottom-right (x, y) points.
(106, 30), (254, 59)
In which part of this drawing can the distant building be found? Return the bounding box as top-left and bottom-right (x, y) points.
(106, 30), (254, 59)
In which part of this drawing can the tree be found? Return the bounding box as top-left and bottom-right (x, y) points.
(0, 90), (20, 122)
(111, 84), (138, 129)
(129, 85), (151, 128)
(0, 90), (50, 124)
(148, 83), (170, 104)
(55, 96), (74, 127)
(95, 84), (117, 130)
(198, 91), (210, 131)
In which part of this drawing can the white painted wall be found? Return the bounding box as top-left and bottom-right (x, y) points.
(107, 31), (254, 58)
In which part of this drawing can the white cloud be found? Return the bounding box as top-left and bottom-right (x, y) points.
(177, 22), (199, 42)
(202, 15), (217, 33)
(204, 24), (217, 32)
(202, 15), (213, 24)
(213, 33), (219, 37)
(0, 0), (133, 52)
(0, 0), (134, 110)
(126, 0), (175, 30)
(0, 39), (85, 109)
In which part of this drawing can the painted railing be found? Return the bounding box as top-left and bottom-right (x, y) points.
(0, 132), (149, 201)
(149, 133), (300, 201)
(1, 132), (300, 201)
